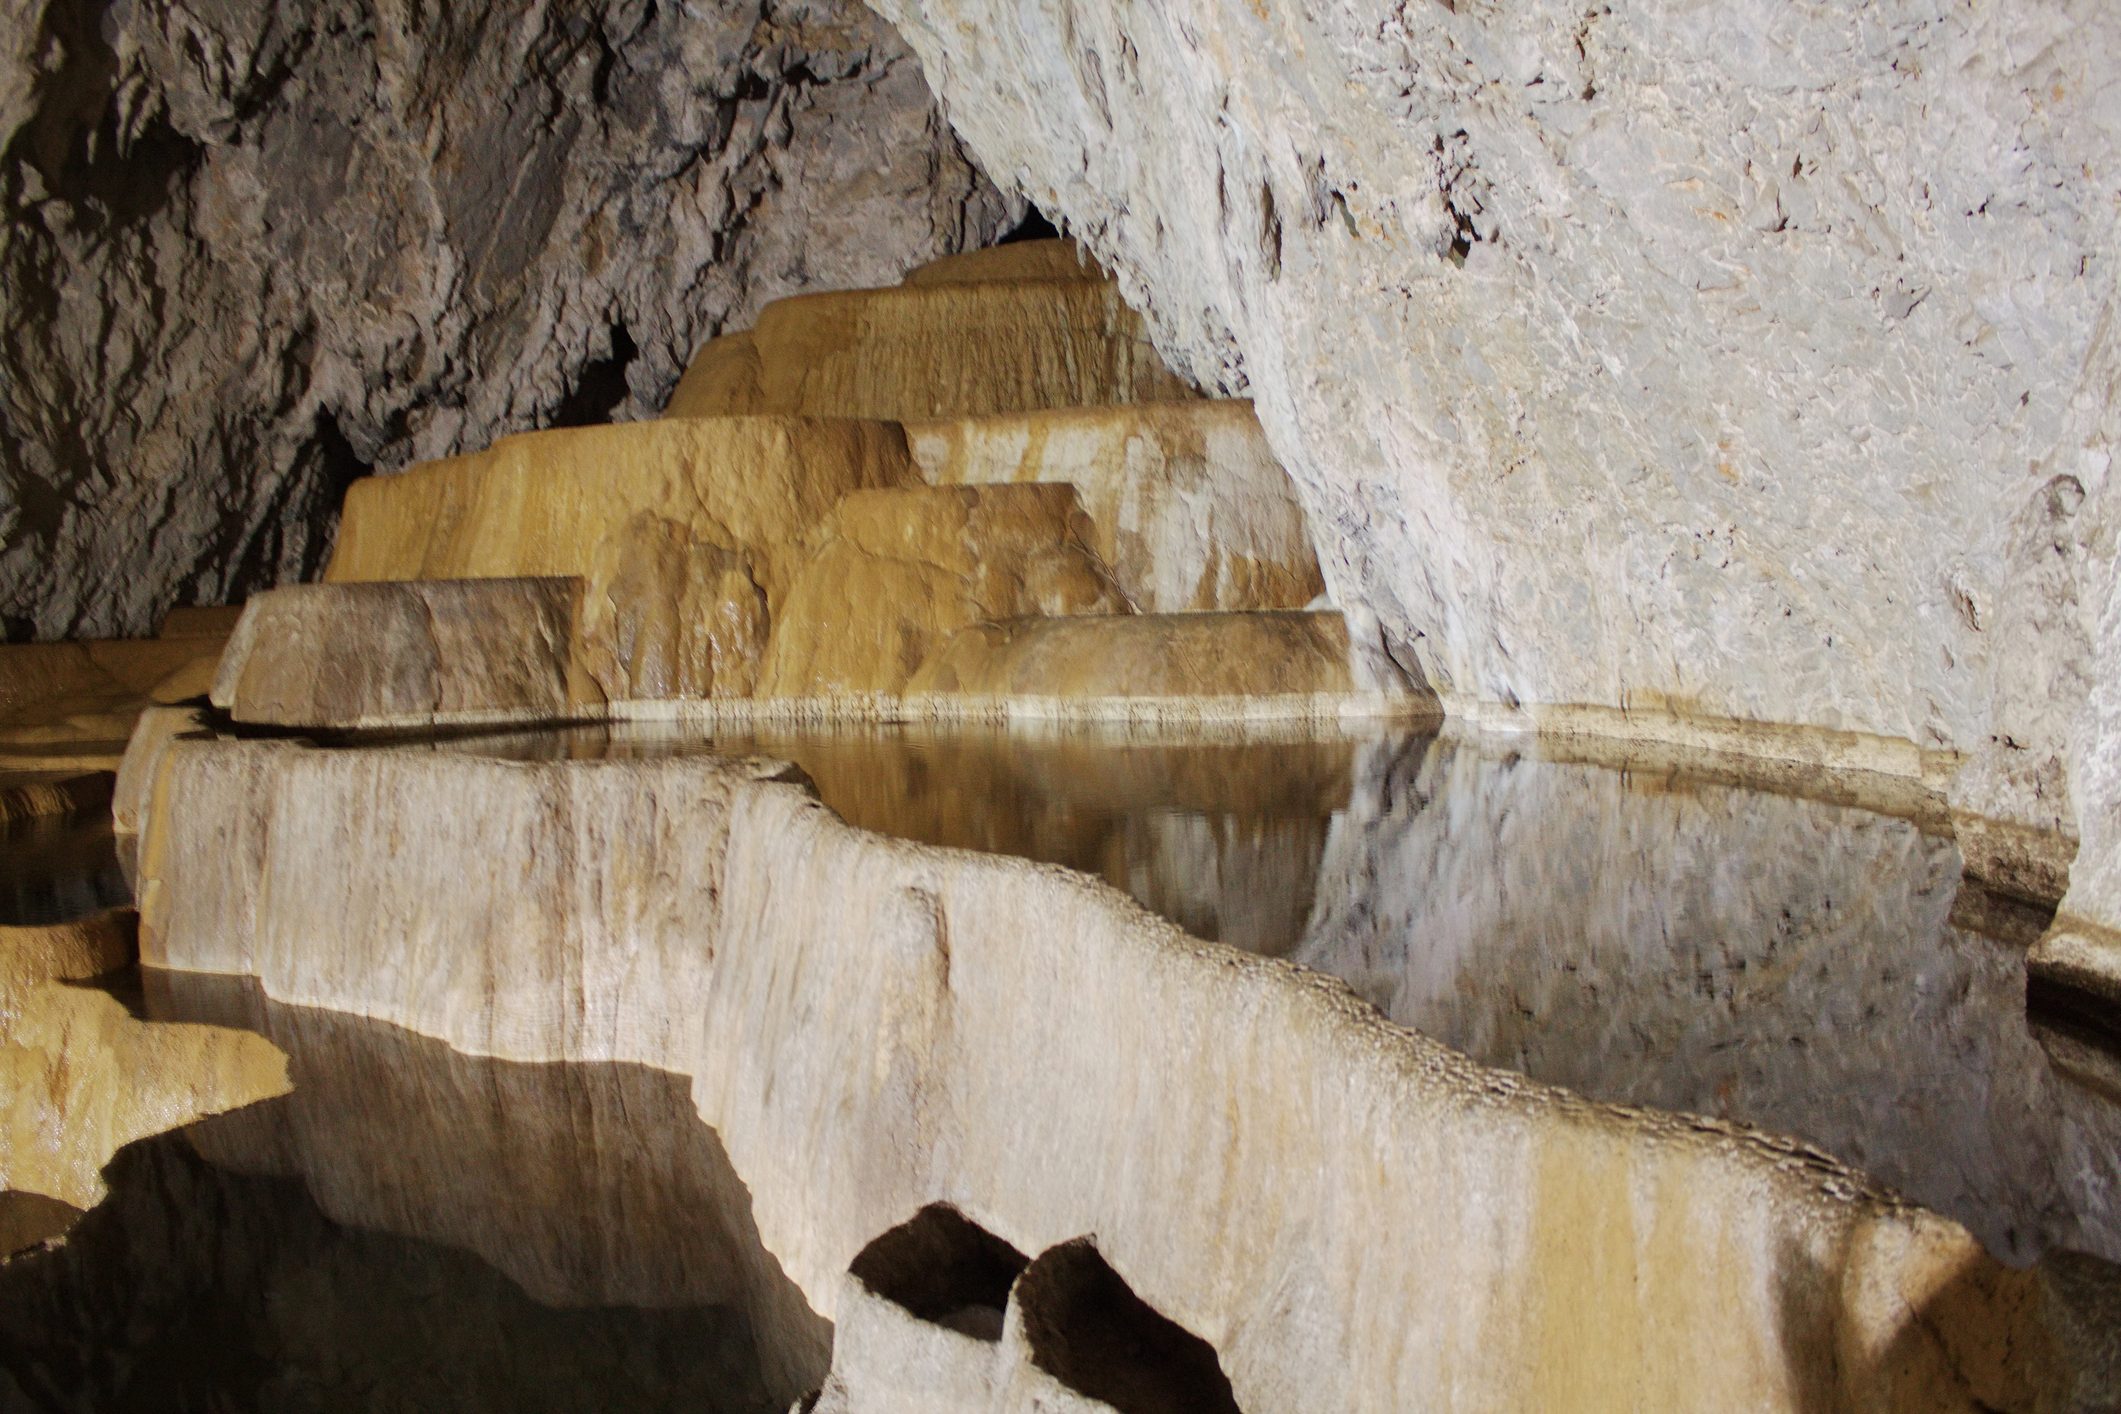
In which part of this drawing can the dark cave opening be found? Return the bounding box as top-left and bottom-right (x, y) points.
(552, 323), (640, 427)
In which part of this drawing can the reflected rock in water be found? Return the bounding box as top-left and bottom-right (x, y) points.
(449, 721), (1357, 955)
(1297, 735), (2121, 1265)
(0, 978), (829, 1413)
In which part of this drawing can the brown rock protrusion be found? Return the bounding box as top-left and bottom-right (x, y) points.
(576, 514), (772, 702)
(759, 484), (1131, 697)
(908, 610), (1358, 704)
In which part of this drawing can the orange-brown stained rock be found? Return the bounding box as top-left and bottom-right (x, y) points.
(909, 399), (1325, 613)
(665, 265), (1192, 421)
(0, 908), (288, 1212)
(575, 514), (770, 702)
(211, 578), (586, 730)
(757, 484), (1131, 697)
(908, 610), (1357, 701)
(325, 416), (920, 615)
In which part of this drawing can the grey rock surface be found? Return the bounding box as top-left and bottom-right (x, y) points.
(869, 0), (2121, 903)
(0, 0), (1018, 639)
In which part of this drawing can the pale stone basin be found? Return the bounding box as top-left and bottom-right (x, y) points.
(361, 718), (2121, 1270)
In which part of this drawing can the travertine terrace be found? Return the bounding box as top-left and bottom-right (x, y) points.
(6, 6), (2121, 1391)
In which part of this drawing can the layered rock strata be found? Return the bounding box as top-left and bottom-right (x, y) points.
(663, 241), (1190, 420)
(127, 731), (2121, 1410)
(212, 579), (586, 730)
(0, 0), (1020, 640)
(217, 244), (1396, 726)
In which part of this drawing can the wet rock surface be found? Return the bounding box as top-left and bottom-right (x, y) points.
(0, 0), (1018, 640)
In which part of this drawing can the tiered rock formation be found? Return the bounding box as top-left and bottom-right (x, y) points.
(212, 241), (1390, 727)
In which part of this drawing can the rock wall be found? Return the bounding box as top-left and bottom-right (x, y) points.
(0, 0), (1019, 639)
(865, 0), (2121, 881)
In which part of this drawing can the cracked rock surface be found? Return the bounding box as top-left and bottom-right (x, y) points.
(0, 0), (1017, 639)
(869, 0), (2121, 892)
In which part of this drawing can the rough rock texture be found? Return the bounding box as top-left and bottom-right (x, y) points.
(129, 732), (2121, 1410)
(0, 908), (289, 1208)
(909, 400), (1324, 613)
(867, 0), (2121, 927)
(662, 240), (1192, 420)
(758, 484), (1129, 696)
(213, 579), (585, 729)
(0, 0), (1019, 640)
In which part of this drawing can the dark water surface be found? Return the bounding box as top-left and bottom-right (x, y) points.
(0, 976), (826, 1413)
(0, 810), (126, 927)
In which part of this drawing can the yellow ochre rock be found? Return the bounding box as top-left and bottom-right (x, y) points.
(575, 513), (770, 702)
(909, 399), (1325, 613)
(665, 242), (1193, 422)
(326, 416), (920, 614)
(0, 908), (289, 1212)
(0, 610), (234, 772)
(758, 484), (1131, 697)
(908, 610), (1356, 703)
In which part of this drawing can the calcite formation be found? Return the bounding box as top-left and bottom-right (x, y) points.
(867, 0), (2121, 975)
(211, 579), (586, 730)
(906, 610), (1355, 707)
(214, 241), (1386, 727)
(663, 242), (1190, 420)
(758, 484), (1128, 696)
(126, 731), (2121, 1411)
(909, 400), (1324, 614)
(0, 0), (1020, 641)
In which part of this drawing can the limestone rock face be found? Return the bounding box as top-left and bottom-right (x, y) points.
(663, 239), (1193, 421)
(868, 0), (2121, 915)
(0, 0), (1019, 640)
(212, 579), (585, 730)
(576, 516), (771, 703)
(909, 400), (1325, 613)
(757, 484), (1130, 696)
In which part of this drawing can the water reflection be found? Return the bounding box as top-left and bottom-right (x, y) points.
(0, 810), (127, 926)
(0, 977), (828, 1412)
(412, 720), (2121, 1265)
(446, 722), (1356, 955)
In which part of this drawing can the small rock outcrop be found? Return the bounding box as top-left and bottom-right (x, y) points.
(0, 0), (1020, 640)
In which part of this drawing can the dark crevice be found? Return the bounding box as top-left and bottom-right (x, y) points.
(1015, 1239), (1241, 1413)
(998, 206), (1060, 245)
(552, 323), (639, 427)
(847, 1205), (1027, 1342)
